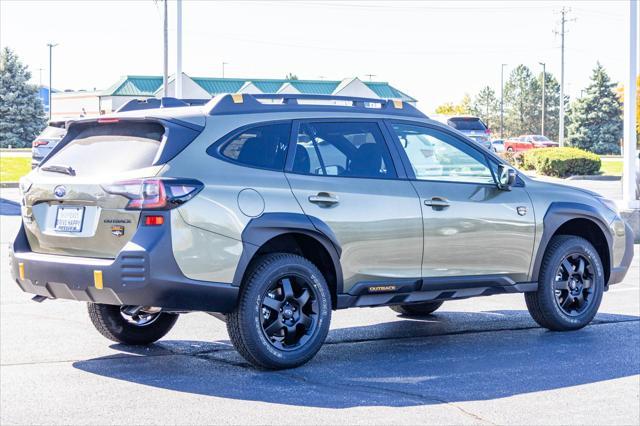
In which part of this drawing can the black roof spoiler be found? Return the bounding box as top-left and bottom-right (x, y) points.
(116, 97), (210, 113)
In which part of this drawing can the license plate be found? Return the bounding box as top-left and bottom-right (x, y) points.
(54, 206), (85, 232)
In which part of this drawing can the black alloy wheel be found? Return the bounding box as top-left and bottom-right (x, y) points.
(260, 275), (319, 350)
(552, 253), (596, 316)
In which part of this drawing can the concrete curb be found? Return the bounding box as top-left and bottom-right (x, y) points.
(0, 182), (19, 188)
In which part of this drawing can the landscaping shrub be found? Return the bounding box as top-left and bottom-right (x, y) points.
(498, 151), (527, 169)
(522, 147), (601, 178)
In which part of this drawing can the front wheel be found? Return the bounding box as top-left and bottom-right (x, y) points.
(227, 253), (332, 369)
(525, 235), (604, 331)
(507, 147), (514, 152)
(87, 303), (178, 345)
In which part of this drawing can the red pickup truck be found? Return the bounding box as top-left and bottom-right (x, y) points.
(505, 135), (559, 152)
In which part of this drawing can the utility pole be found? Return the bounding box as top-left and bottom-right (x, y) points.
(162, 0), (169, 97)
(365, 74), (376, 81)
(46, 43), (58, 121)
(622, 0), (638, 209)
(556, 7), (573, 147)
(222, 62), (228, 78)
(175, 0), (183, 98)
(500, 64), (507, 138)
(539, 62), (546, 137)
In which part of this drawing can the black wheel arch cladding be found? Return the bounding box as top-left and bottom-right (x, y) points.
(233, 213), (344, 293)
(531, 202), (613, 283)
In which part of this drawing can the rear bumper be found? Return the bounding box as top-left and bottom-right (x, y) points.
(609, 223), (635, 286)
(9, 212), (239, 313)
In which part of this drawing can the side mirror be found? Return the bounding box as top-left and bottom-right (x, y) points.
(497, 164), (517, 190)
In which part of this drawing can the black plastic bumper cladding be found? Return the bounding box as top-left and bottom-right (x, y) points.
(10, 212), (238, 313)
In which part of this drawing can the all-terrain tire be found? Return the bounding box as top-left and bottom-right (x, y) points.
(226, 253), (332, 370)
(525, 235), (604, 331)
(390, 301), (444, 316)
(87, 303), (178, 345)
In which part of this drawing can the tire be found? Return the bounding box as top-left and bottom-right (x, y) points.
(525, 235), (604, 331)
(87, 303), (178, 345)
(507, 147), (514, 152)
(226, 253), (332, 370)
(390, 300), (444, 316)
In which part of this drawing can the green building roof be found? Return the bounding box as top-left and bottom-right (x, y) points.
(103, 75), (416, 102)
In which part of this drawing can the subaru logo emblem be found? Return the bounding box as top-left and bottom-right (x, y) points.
(53, 185), (66, 198)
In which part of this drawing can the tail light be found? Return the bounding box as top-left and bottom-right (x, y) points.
(101, 178), (203, 210)
(485, 128), (492, 135)
(32, 140), (49, 147)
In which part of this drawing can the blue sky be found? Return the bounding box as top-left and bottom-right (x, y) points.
(0, 1), (632, 111)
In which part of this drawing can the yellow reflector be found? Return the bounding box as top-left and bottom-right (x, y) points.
(392, 100), (403, 109)
(18, 263), (25, 280)
(231, 93), (244, 104)
(94, 270), (103, 289)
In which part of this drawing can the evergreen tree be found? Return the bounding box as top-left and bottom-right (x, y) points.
(567, 63), (623, 154)
(503, 65), (540, 137)
(0, 47), (46, 148)
(472, 86), (499, 131)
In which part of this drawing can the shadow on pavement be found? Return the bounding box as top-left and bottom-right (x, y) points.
(73, 310), (640, 408)
(0, 198), (20, 216)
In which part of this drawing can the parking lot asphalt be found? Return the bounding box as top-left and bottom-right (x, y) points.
(1, 186), (638, 425)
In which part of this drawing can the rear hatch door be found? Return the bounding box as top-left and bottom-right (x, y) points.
(22, 117), (201, 258)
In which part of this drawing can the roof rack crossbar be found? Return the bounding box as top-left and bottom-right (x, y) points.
(207, 93), (427, 118)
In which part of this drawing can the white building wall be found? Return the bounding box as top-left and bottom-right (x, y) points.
(50, 91), (101, 119)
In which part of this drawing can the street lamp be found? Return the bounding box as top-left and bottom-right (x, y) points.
(539, 62), (546, 137)
(500, 64), (507, 138)
(47, 43), (58, 121)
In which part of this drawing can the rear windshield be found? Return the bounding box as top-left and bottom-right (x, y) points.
(532, 135), (550, 141)
(43, 121), (164, 176)
(38, 126), (66, 140)
(447, 118), (487, 131)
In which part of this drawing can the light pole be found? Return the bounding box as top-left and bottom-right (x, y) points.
(162, 0), (168, 96)
(222, 62), (228, 78)
(500, 64), (507, 138)
(539, 62), (546, 137)
(175, 0), (183, 98)
(46, 43), (58, 121)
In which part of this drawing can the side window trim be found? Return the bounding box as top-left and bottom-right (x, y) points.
(206, 119), (293, 172)
(285, 119), (399, 180)
(384, 120), (498, 186)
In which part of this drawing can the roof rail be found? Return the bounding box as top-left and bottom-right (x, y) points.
(116, 97), (210, 113)
(206, 93), (427, 118)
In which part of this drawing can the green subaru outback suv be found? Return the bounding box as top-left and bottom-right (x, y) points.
(10, 94), (634, 369)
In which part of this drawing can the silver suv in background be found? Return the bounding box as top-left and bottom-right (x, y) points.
(432, 115), (493, 150)
(31, 122), (66, 168)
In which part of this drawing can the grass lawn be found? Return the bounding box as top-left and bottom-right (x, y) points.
(0, 156), (31, 182)
(599, 159), (623, 176)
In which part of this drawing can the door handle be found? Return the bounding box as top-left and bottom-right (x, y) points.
(424, 197), (450, 208)
(308, 192), (339, 206)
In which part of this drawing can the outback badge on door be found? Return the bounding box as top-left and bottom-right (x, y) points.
(111, 225), (125, 237)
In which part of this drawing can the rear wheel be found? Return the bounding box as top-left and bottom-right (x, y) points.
(390, 300), (444, 316)
(525, 235), (604, 331)
(227, 253), (331, 369)
(87, 303), (178, 345)
(507, 147), (514, 152)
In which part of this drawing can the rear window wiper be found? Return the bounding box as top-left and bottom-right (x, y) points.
(41, 164), (76, 176)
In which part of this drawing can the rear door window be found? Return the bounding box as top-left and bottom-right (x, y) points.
(43, 121), (164, 176)
(291, 121), (396, 179)
(219, 122), (291, 171)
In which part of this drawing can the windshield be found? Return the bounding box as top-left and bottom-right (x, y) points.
(532, 135), (551, 142)
(43, 121), (164, 176)
(447, 118), (487, 131)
